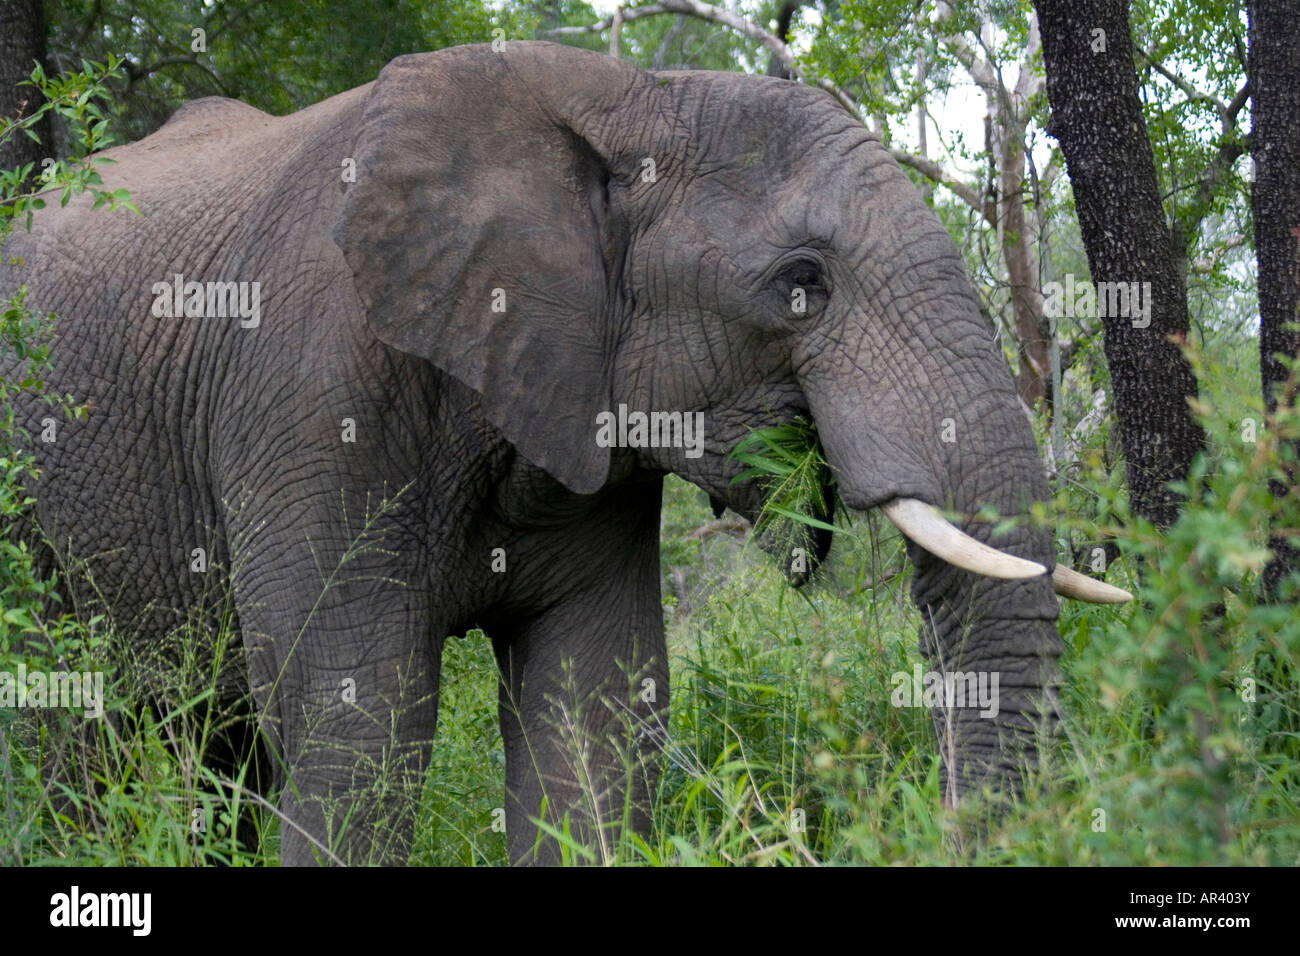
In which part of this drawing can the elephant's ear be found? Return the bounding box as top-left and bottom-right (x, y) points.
(334, 44), (653, 494)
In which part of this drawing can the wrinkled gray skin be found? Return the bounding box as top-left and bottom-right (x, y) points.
(1, 43), (1060, 864)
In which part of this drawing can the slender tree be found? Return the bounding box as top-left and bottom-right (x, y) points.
(1033, 0), (1206, 528)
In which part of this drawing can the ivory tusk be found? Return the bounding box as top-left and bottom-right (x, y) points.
(1052, 564), (1133, 604)
(881, 498), (1047, 580)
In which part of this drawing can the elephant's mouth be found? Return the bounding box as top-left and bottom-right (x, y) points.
(761, 487), (1046, 592)
(769, 487), (834, 588)
(708, 477), (833, 589)
(713, 483), (834, 589)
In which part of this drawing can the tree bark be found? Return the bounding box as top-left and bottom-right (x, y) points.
(0, 0), (52, 177)
(1033, 0), (1206, 528)
(1249, 0), (1300, 597)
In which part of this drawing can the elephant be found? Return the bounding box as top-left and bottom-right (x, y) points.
(0, 41), (1127, 865)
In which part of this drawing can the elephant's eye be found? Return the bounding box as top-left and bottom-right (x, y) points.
(780, 260), (824, 290)
(769, 255), (830, 322)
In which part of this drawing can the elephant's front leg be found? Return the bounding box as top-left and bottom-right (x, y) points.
(492, 497), (669, 865)
(269, 643), (441, 867)
(231, 528), (442, 866)
(494, 598), (668, 866)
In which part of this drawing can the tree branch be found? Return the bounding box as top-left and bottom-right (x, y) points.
(609, 5), (624, 58)
(1224, 81), (1249, 124)
(543, 5), (669, 38)
(1136, 47), (1229, 115)
(541, 0), (860, 114)
(1190, 233), (1247, 273)
(933, 1), (1009, 115)
(123, 54), (231, 96)
(890, 148), (994, 225)
(652, 14), (688, 69)
(1142, 58), (1249, 254)
(125, 54), (201, 82)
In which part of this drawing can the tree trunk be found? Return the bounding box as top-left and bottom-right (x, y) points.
(1033, 0), (1206, 529)
(0, 0), (52, 178)
(1249, 0), (1300, 598)
(1000, 132), (1051, 411)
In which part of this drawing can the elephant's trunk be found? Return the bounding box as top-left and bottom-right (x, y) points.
(796, 197), (1068, 798)
(806, 377), (1066, 799)
(889, 481), (1064, 803)
(907, 540), (1064, 803)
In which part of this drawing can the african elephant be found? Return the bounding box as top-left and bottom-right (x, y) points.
(1, 41), (1126, 865)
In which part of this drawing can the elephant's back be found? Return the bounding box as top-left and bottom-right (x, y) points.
(4, 83), (371, 354)
(92, 87), (368, 197)
(0, 80), (376, 507)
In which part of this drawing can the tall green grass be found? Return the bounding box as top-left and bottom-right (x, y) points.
(5, 386), (1299, 864)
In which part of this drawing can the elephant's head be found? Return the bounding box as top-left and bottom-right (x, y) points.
(335, 42), (1125, 801)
